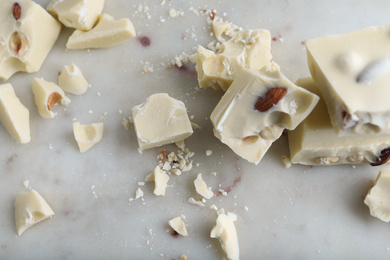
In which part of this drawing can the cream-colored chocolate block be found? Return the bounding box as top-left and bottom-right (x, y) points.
(47, 0), (104, 31)
(196, 29), (272, 91)
(306, 25), (390, 135)
(58, 64), (88, 95)
(153, 166), (169, 196)
(132, 93), (193, 150)
(0, 83), (30, 143)
(210, 211), (239, 260)
(0, 0), (61, 81)
(73, 122), (103, 152)
(289, 77), (390, 166)
(364, 169), (390, 222)
(168, 216), (188, 236)
(66, 13), (136, 49)
(14, 190), (54, 236)
(32, 78), (70, 118)
(210, 68), (319, 165)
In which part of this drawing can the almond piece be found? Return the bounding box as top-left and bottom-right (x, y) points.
(371, 147), (390, 166)
(254, 87), (287, 112)
(47, 92), (62, 110)
(10, 32), (29, 56)
(13, 3), (21, 20)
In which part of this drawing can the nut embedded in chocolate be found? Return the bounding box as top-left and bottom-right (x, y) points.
(47, 92), (62, 110)
(371, 147), (390, 166)
(254, 87), (287, 112)
(13, 2), (21, 20)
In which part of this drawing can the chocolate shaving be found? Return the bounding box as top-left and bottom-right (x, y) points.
(371, 147), (390, 166)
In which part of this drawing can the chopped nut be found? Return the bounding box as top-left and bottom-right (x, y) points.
(10, 32), (29, 56)
(371, 147), (390, 166)
(346, 154), (365, 163)
(314, 156), (340, 165)
(259, 125), (283, 140)
(47, 92), (62, 110)
(241, 135), (259, 144)
(158, 149), (168, 163)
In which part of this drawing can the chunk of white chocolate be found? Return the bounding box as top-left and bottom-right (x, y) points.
(210, 210), (239, 260)
(168, 216), (188, 236)
(32, 78), (70, 118)
(132, 93), (193, 150)
(210, 68), (319, 164)
(14, 189), (54, 236)
(153, 166), (169, 196)
(196, 29), (273, 91)
(0, 0), (61, 81)
(306, 25), (390, 135)
(66, 13), (136, 49)
(212, 17), (232, 40)
(47, 0), (105, 31)
(194, 173), (214, 199)
(73, 122), (103, 152)
(0, 83), (30, 143)
(364, 169), (390, 222)
(289, 78), (390, 166)
(58, 64), (88, 95)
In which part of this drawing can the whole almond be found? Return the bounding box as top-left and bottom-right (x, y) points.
(13, 3), (21, 20)
(254, 87), (287, 112)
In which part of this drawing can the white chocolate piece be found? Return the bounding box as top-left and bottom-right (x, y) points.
(210, 211), (239, 260)
(365, 169), (390, 222)
(194, 173), (214, 199)
(47, 0), (104, 31)
(14, 190), (54, 236)
(212, 17), (232, 39)
(0, 83), (30, 143)
(153, 166), (169, 196)
(132, 93), (193, 150)
(289, 78), (390, 166)
(0, 0), (61, 81)
(73, 122), (103, 152)
(135, 188), (143, 199)
(168, 216), (188, 236)
(58, 64), (88, 95)
(66, 13), (136, 49)
(306, 25), (390, 135)
(210, 68), (319, 164)
(32, 78), (70, 118)
(196, 29), (272, 91)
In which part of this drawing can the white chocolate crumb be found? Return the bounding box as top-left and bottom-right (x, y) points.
(135, 188), (144, 199)
(23, 180), (29, 188)
(188, 197), (205, 207)
(218, 189), (228, 196)
(282, 156), (292, 168)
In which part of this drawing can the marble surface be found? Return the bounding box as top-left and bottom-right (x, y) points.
(1, 0), (390, 259)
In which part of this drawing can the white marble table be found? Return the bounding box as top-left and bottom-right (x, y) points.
(1, 0), (390, 259)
